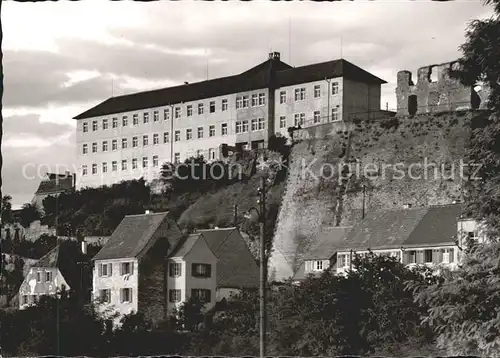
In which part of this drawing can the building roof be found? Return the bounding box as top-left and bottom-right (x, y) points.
(196, 227), (259, 288)
(34, 174), (74, 195)
(169, 234), (201, 258)
(92, 212), (171, 261)
(303, 226), (353, 260)
(73, 55), (386, 120)
(339, 204), (464, 251)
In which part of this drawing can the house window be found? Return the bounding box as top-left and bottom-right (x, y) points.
(45, 271), (52, 282)
(164, 108), (170, 121)
(192, 263), (211, 278)
(236, 121), (242, 134)
(294, 88), (306, 101)
(242, 120), (249, 133)
(122, 138), (128, 149)
(92, 142), (98, 153)
(153, 133), (159, 145)
(143, 135), (149, 146)
(316, 260), (323, 270)
(132, 136), (138, 147)
(424, 250), (433, 263)
(175, 130), (181, 142)
(332, 81), (339, 95)
(83, 122), (88, 132)
(132, 158), (138, 170)
(82, 165), (88, 176)
(186, 128), (193, 140)
(175, 107), (181, 119)
(196, 150), (202, 157)
(279, 91), (286, 104)
(251, 118), (258, 131)
(187, 105), (193, 117)
(314, 85), (321, 98)
(102, 119), (108, 130)
(279, 116), (286, 129)
(222, 99), (228, 111)
(112, 161), (117, 172)
(236, 96), (243, 109)
(142, 157), (148, 168)
(174, 153), (180, 163)
(36, 271), (42, 283)
(251, 94), (258, 107)
(163, 132), (170, 143)
(92, 164), (97, 175)
(122, 116), (128, 127)
(121, 262), (133, 275)
(209, 101), (215, 113)
(209, 125), (215, 137)
(153, 111), (159, 122)
(259, 93), (266, 105)
(294, 113), (305, 127)
(143, 112), (149, 124)
(121, 160), (127, 171)
(313, 111), (321, 124)
(191, 289), (211, 303)
(221, 123), (228, 136)
(82, 144), (88, 154)
(258, 118), (265, 130)
(198, 103), (204, 115)
(112, 117), (118, 128)
(337, 253), (350, 268)
(197, 127), (204, 139)
(133, 114), (139, 125)
(242, 95), (249, 108)
(332, 107), (340, 121)
(442, 248), (454, 263)
(99, 263), (112, 277)
(407, 251), (416, 264)
(152, 155), (159, 167)
(99, 289), (111, 303)
(169, 289), (182, 303)
(121, 288), (132, 303)
(110, 139), (116, 151)
(169, 262), (182, 277)
(102, 162), (108, 173)
(102, 141), (108, 152)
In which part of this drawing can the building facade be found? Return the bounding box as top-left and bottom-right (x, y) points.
(74, 52), (386, 190)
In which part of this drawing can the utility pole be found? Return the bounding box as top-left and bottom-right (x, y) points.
(258, 176), (267, 358)
(233, 204), (238, 227)
(362, 184), (366, 219)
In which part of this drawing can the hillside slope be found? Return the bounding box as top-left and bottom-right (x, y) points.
(270, 110), (484, 281)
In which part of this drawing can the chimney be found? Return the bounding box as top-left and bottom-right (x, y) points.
(403, 203), (412, 209)
(145, 210), (151, 215)
(81, 241), (87, 255)
(184, 81), (189, 85)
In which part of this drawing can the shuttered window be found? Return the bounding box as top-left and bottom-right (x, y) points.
(121, 262), (134, 275)
(192, 263), (211, 278)
(121, 288), (132, 303)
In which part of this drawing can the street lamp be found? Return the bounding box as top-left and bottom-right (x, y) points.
(243, 176), (268, 358)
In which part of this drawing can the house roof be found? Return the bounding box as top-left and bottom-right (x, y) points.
(196, 227), (259, 288)
(31, 243), (84, 290)
(339, 204), (464, 251)
(34, 175), (74, 195)
(92, 212), (171, 261)
(73, 56), (386, 120)
(303, 226), (353, 260)
(169, 234), (201, 258)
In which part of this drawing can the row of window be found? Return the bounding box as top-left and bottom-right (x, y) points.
(98, 288), (132, 303)
(97, 262), (134, 277)
(235, 93), (266, 109)
(278, 108), (341, 129)
(168, 262), (212, 278)
(169, 288), (211, 303)
(34, 270), (53, 283)
(82, 156), (160, 176)
(278, 82), (339, 104)
(234, 118), (266, 134)
(81, 125), (226, 155)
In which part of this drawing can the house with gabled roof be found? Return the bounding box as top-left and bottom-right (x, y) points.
(292, 226), (352, 282)
(31, 171), (75, 211)
(194, 227), (259, 300)
(18, 242), (85, 309)
(294, 204), (467, 281)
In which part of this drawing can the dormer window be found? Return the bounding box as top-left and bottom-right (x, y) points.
(315, 260), (323, 270)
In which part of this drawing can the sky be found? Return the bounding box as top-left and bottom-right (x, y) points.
(1, 0), (495, 208)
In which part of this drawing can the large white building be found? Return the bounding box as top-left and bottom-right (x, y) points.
(73, 52), (386, 190)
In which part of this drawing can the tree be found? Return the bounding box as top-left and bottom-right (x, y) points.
(451, 0), (500, 234)
(1, 195), (13, 224)
(19, 203), (40, 228)
(413, 242), (500, 356)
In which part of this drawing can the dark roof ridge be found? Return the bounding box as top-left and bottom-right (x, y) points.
(124, 211), (169, 218)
